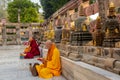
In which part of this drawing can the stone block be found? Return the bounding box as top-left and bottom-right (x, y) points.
(104, 58), (117, 71)
(83, 46), (103, 57)
(61, 56), (110, 80)
(113, 48), (120, 60)
(102, 48), (111, 57)
(68, 53), (82, 61)
(114, 61), (120, 69)
(113, 61), (120, 74)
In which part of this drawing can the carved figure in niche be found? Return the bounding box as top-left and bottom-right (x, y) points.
(105, 2), (120, 38)
(62, 21), (70, 42)
(92, 16), (104, 46)
(75, 16), (89, 31)
(48, 21), (55, 41)
(70, 21), (75, 31)
(79, 3), (84, 16)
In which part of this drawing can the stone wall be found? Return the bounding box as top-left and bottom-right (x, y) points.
(57, 44), (120, 75)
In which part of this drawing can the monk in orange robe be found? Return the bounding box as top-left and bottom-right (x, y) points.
(30, 40), (61, 79)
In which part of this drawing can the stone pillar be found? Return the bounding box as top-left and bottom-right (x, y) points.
(16, 9), (21, 45)
(2, 24), (6, 45)
(16, 24), (21, 45)
(29, 24), (33, 38)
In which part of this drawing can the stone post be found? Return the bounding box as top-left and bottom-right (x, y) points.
(16, 9), (21, 45)
(29, 24), (33, 38)
(2, 24), (6, 45)
(16, 24), (21, 45)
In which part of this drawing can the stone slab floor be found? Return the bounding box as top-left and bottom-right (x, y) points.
(0, 45), (66, 80)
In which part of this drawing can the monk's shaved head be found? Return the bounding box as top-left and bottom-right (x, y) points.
(46, 40), (52, 44)
(45, 40), (53, 49)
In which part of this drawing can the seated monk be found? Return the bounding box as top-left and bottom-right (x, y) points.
(29, 40), (61, 79)
(20, 37), (40, 59)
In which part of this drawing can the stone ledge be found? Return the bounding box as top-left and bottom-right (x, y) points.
(61, 56), (120, 80)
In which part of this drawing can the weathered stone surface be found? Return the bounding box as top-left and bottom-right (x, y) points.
(102, 48), (111, 57)
(104, 58), (117, 72)
(68, 53), (82, 61)
(113, 48), (120, 60)
(113, 61), (120, 74)
(61, 56), (120, 80)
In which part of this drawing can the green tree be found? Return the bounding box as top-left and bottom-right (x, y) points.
(89, 0), (96, 4)
(7, 0), (41, 23)
(40, 0), (70, 19)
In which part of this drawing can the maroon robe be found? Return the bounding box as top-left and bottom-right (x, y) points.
(24, 39), (40, 59)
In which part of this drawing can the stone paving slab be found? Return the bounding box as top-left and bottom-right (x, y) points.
(0, 45), (66, 80)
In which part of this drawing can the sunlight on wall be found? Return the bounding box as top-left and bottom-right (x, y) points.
(89, 13), (99, 21)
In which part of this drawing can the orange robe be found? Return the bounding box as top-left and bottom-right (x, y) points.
(24, 45), (31, 53)
(36, 44), (61, 79)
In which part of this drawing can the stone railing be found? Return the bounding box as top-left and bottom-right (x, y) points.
(0, 23), (42, 45)
(56, 44), (120, 75)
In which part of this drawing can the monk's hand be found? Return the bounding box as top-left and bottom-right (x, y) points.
(42, 58), (47, 64)
(37, 58), (43, 61)
(20, 53), (26, 56)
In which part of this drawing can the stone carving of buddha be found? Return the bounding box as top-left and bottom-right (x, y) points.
(92, 16), (104, 46)
(105, 2), (120, 39)
(103, 2), (120, 47)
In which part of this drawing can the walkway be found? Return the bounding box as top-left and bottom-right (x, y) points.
(0, 45), (66, 80)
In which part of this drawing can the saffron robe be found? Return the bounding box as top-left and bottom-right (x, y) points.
(36, 44), (61, 79)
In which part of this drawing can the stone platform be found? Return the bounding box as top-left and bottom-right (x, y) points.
(61, 56), (120, 80)
(0, 45), (66, 80)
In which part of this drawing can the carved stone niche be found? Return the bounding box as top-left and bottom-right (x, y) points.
(78, 46), (84, 54)
(102, 48), (111, 57)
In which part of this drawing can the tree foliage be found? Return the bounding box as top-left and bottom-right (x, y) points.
(7, 0), (41, 23)
(40, 0), (70, 19)
(89, 0), (96, 4)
